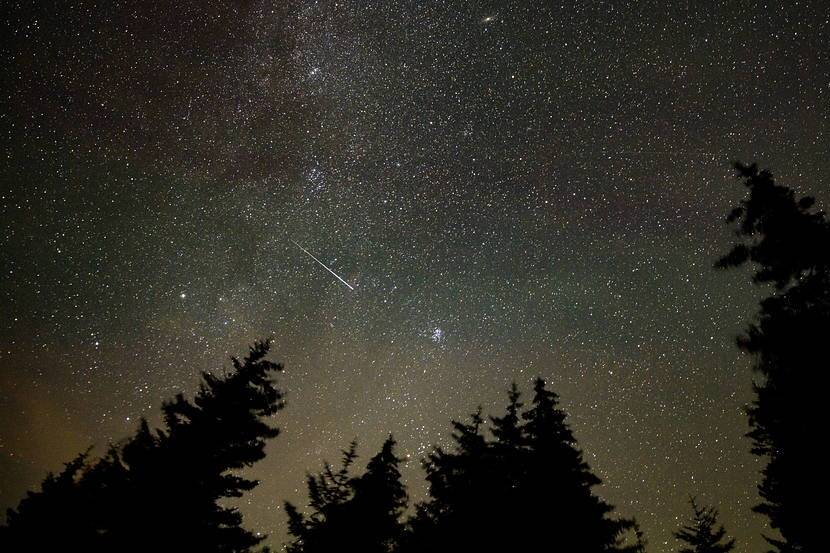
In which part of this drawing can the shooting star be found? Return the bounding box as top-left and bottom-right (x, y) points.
(291, 239), (355, 291)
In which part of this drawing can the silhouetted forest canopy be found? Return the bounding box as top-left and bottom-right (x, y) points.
(1, 163), (824, 552)
(716, 163), (826, 553)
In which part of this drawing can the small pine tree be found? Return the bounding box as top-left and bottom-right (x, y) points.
(285, 436), (407, 553)
(285, 441), (359, 553)
(674, 498), (736, 553)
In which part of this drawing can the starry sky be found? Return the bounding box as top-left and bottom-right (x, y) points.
(1, 1), (828, 551)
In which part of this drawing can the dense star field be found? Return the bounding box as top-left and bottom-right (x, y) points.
(1, 2), (828, 551)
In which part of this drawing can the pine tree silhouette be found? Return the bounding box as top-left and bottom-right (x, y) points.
(285, 441), (359, 553)
(487, 382), (528, 548)
(285, 436), (407, 553)
(490, 382), (523, 448)
(349, 436), (408, 553)
(674, 497), (736, 553)
(402, 407), (496, 552)
(1, 340), (284, 553)
(0, 452), (101, 549)
(717, 163), (827, 553)
(404, 379), (640, 553)
(520, 377), (638, 552)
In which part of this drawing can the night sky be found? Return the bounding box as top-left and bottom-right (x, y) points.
(2, 2), (828, 551)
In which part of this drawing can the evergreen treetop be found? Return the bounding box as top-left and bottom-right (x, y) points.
(674, 497), (736, 553)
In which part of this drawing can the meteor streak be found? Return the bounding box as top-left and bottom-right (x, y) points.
(291, 239), (355, 291)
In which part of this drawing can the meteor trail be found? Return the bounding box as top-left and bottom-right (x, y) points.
(291, 239), (355, 291)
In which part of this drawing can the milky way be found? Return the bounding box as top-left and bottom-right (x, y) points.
(2, 2), (828, 551)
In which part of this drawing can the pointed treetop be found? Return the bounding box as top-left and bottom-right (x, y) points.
(490, 382), (524, 447)
(674, 497), (736, 553)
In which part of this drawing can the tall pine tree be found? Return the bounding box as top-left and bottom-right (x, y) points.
(717, 163), (827, 552)
(674, 498), (736, 553)
(520, 377), (637, 552)
(1, 340), (284, 553)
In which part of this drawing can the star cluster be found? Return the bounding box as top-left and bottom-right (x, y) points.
(2, 2), (828, 551)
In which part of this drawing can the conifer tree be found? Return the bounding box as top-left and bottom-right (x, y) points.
(717, 163), (827, 552)
(674, 498), (736, 553)
(349, 436), (408, 553)
(405, 380), (640, 553)
(403, 407), (496, 552)
(520, 377), (637, 552)
(285, 441), (359, 553)
(490, 382), (523, 448)
(488, 383), (531, 547)
(0, 452), (101, 548)
(285, 436), (407, 553)
(1, 340), (284, 553)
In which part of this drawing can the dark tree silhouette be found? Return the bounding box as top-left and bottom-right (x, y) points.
(519, 378), (638, 552)
(285, 435), (407, 553)
(490, 382), (524, 448)
(402, 407), (497, 552)
(404, 379), (640, 553)
(1, 340), (284, 553)
(674, 497), (736, 553)
(0, 451), (101, 548)
(717, 163), (827, 553)
(349, 436), (408, 553)
(285, 441), (359, 553)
